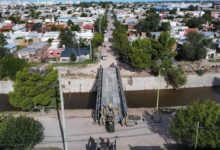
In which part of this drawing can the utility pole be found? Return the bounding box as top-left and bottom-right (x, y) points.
(194, 121), (200, 149)
(90, 40), (92, 61)
(59, 73), (68, 150)
(156, 69), (161, 111)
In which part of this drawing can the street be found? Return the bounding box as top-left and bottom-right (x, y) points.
(33, 109), (173, 150)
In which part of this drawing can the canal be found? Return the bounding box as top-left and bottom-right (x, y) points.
(1, 86), (220, 111)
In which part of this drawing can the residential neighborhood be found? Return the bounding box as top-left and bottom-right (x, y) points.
(0, 1), (220, 150)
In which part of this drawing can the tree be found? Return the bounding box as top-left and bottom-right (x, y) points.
(0, 33), (7, 47)
(165, 67), (186, 89)
(94, 15), (108, 34)
(80, 12), (88, 17)
(0, 47), (8, 60)
(0, 116), (44, 150)
(129, 39), (153, 70)
(112, 23), (130, 62)
(186, 17), (205, 29)
(202, 11), (212, 23)
(0, 55), (27, 80)
(91, 33), (104, 48)
(136, 9), (161, 34)
(59, 29), (77, 48)
(177, 32), (213, 61)
(160, 22), (171, 31)
(9, 67), (58, 111)
(70, 53), (76, 62)
(170, 99), (220, 149)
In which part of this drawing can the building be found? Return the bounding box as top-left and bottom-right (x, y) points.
(17, 42), (49, 62)
(60, 47), (90, 63)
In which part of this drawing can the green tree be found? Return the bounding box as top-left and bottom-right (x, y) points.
(80, 12), (88, 17)
(160, 22), (171, 31)
(0, 55), (27, 80)
(94, 15), (108, 34)
(170, 99), (220, 149)
(136, 9), (161, 34)
(59, 29), (77, 48)
(0, 33), (7, 47)
(202, 11), (212, 23)
(177, 32), (213, 61)
(129, 39), (153, 70)
(165, 67), (186, 89)
(9, 67), (58, 111)
(186, 17), (205, 29)
(0, 116), (44, 150)
(112, 23), (130, 62)
(0, 47), (8, 60)
(70, 53), (76, 62)
(91, 33), (104, 48)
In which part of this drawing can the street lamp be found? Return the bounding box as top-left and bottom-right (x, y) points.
(58, 73), (68, 150)
(152, 59), (164, 123)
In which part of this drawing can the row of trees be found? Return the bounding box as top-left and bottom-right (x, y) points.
(112, 22), (186, 88)
(0, 115), (44, 150)
(94, 15), (108, 34)
(9, 67), (58, 111)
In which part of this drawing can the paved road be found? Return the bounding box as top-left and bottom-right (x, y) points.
(35, 109), (172, 150)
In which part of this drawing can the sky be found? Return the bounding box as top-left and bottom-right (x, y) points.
(29, 0), (218, 4)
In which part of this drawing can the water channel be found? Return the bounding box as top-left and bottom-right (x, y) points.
(1, 86), (219, 111)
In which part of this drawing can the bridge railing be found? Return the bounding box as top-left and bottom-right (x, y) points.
(115, 66), (128, 118)
(95, 67), (103, 122)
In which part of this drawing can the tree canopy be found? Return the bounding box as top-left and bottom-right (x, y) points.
(59, 29), (77, 48)
(0, 115), (44, 150)
(9, 67), (58, 111)
(0, 55), (27, 80)
(91, 33), (104, 48)
(94, 15), (108, 34)
(170, 99), (220, 149)
(112, 22), (130, 62)
(177, 32), (214, 61)
(136, 9), (161, 34)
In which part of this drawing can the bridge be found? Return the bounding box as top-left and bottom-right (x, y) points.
(94, 66), (128, 128)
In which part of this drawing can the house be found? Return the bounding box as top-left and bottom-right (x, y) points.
(184, 28), (198, 36)
(60, 47), (90, 63)
(17, 42), (49, 62)
(206, 48), (216, 59)
(47, 40), (64, 61)
(4, 44), (17, 53)
(75, 31), (94, 40)
(41, 31), (60, 42)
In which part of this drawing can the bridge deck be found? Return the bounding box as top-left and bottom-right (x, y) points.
(101, 67), (123, 122)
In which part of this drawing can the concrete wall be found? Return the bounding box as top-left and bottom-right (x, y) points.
(0, 81), (13, 94)
(1, 73), (220, 94)
(60, 73), (220, 93)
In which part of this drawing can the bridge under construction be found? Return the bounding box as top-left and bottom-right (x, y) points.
(94, 66), (128, 131)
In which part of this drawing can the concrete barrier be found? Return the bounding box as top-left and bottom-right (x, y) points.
(1, 73), (220, 94)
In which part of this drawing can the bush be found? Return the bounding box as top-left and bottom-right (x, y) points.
(196, 69), (205, 76)
(0, 116), (44, 150)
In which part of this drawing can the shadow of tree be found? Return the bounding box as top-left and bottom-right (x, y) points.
(143, 110), (174, 145)
(129, 145), (161, 150)
(212, 77), (220, 95)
